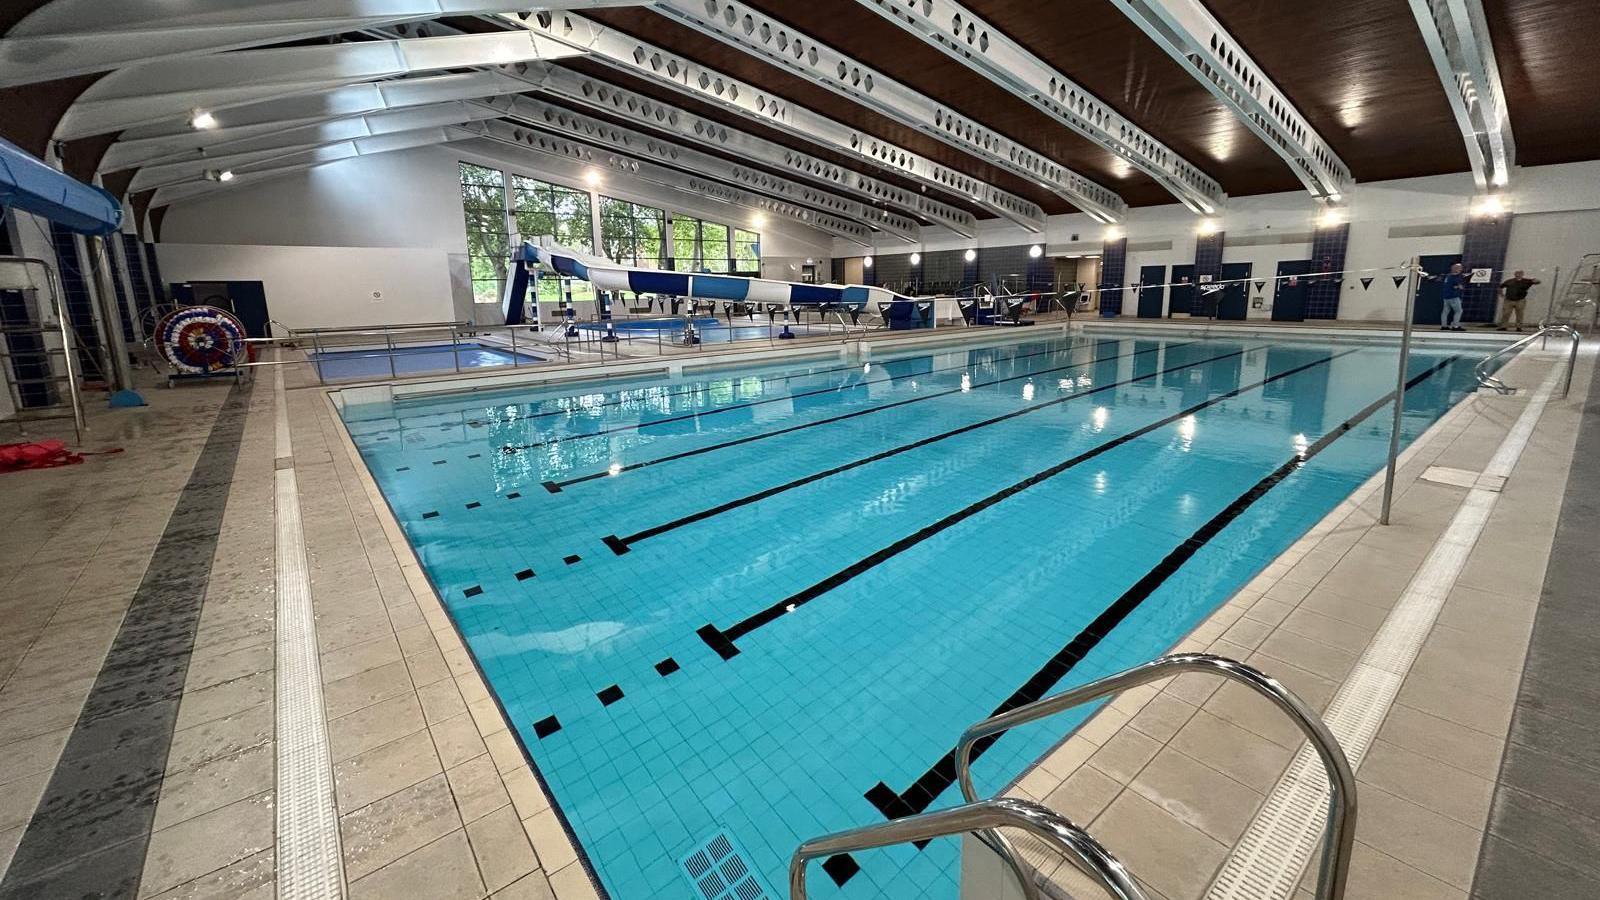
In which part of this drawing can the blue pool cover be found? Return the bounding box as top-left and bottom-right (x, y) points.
(342, 331), (1479, 899)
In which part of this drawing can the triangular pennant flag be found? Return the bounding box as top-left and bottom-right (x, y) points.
(1253, 280), (1266, 292)
(1361, 276), (1374, 290)
(1393, 275), (1407, 288)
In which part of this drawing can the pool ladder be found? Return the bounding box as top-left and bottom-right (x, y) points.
(789, 654), (1358, 900)
(1475, 323), (1580, 398)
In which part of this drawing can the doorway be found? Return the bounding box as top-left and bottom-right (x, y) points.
(1169, 264), (1196, 316)
(1215, 262), (1252, 320)
(1272, 260), (1314, 321)
(1411, 254), (1464, 326)
(1137, 265), (1166, 318)
(173, 280), (271, 337)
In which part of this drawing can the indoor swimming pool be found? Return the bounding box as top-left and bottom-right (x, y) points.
(340, 330), (1481, 900)
(309, 341), (546, 381)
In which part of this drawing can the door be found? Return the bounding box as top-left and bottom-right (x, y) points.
(1169, 264), (1195, 316)
(1216, 262), (1252, 320)
(226, 281), (270, 338)
(1137, 265), (1166, 318)
(1412, 253), (1463, 325)
(1272, 260), (1314, 321)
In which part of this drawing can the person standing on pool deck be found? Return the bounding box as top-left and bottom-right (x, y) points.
(1497, 269), (1541, 332)
(1435, 263), (1466, 331)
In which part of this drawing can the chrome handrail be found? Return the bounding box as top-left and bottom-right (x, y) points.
(954, 653), (1356, 900)
(788, 797), (1145, 900)
(1475, 323), (1580, 398)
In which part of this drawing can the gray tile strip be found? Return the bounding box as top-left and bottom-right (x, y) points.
(0, 383), (251, 900)
(1471, 360), (1600, 899)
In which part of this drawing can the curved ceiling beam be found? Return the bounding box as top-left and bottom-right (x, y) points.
(101, 69), (530, 172)
(502, 10), (1049, 232)
(848, 0), (1226, 216)
(530, 64), (978, 236)
(1408, 0), (1514, 190)
(457, 117), (879, 244)
(128, 98), (508, 192)
(1111, 0), (1354, 202)
(649, 0), (1128, 223)
(0, 0), (642, 88)
(150, 124), (460, 208)
(500, 94), (919, 241)
(55, 30), (586, 140)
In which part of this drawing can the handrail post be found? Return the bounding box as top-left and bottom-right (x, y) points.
(1564, 327), (1579, 398)
(1381, 259), (1419, 526)
(385, 331), (396, 380)
(450, 324), (461, 373)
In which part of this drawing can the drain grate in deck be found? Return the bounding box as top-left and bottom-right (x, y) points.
(679, 829), (775, 900)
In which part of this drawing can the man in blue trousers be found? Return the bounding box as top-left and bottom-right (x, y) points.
(1436, 263), (1466, 331)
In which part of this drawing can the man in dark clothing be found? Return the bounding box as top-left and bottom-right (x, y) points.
(1438, 263), (1466, 331)
(1497, 270), (1541, 332)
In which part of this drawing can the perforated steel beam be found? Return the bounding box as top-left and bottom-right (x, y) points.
(499, 95), (919, 242)
(848, 0), (1226, 216)
(56, 30), (586, 140)
(102, 70), (531, 173)
(1408, 0), (1514, 190)
(500, 10), (1049, 231)
(129, 99), (508, 191)
(647, 0), (1127, 223)
(532, 64), (978, 236)
(456, 118), (877, 243)
(1111, 0), (1354, 201)
(150, 125), (459, 208)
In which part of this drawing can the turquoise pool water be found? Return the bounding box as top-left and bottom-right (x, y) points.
(310, 342), (545, 381)
(341, 331), (1478, 900)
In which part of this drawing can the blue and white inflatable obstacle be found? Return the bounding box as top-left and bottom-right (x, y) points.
(503, 240), (931, 333)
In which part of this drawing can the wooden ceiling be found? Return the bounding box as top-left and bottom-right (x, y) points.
(1482, 0), (1600, 166)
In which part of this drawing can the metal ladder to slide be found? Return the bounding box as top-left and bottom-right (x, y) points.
(1546, 253), (1600, 332)
(789, 654), (1358, 900)
(0, 256), (87, 442)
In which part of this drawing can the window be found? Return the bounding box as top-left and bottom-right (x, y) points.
(512, 175), (592, 252)
(733, 228), (760, 276)
(459, 163), (508, 305)
(600, 197), (666, 268)
(668, 216), (731, 273)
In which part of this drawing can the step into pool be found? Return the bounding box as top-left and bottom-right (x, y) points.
(340, 331), (1479, 899)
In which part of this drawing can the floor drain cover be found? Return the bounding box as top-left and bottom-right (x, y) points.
(678, 829), (775, 900)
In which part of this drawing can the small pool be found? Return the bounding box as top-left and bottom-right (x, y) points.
(582, 317), (832, 345)
(341, 330), (1479, 899)
(309, 341), (544, 381)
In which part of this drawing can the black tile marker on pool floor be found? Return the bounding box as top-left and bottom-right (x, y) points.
(508, 339), (1140, 461)
(605, 343), (1238, 556)
(544, 340), (1189, 494)
(861, 356), (1461, 832)
(694, 349), (1358, 661)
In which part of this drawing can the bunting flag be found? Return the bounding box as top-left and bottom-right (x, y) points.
(1393, 275), (1407, 288)
(1361, 276), (1374, 290)
(1253, 280), (1266, 292)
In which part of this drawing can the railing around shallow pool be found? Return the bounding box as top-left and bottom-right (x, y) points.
(789, 654), (1357, 900)
(1474, 323), (1580, 398)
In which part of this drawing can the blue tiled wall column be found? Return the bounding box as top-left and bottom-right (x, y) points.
(1099, 237), (1128, 316)
(1462, 212), (1514, 323)
(1194, 232), (1225, 280)
(962, 252), (978, 292)
(1306, 222), (1350, 319)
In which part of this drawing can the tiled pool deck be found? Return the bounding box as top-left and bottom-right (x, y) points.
(0, 324), (1593, 900)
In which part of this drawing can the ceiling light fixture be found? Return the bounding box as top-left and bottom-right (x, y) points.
(963, 248), (977, 262)
(190, 111), (217, 130)
(910, 252), (922, 265)
(1028, 244), (1043, 258)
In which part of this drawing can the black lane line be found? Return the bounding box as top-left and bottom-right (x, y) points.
(502, 339), (1122, 459)
(603, 343), (1233, 554)
(862, 355), (1462, 826)
(694, 349), (1359, 662)
(548, 340), (1195, 494)
(550, 337), (1190, 490)
(0, 383), (251, 900)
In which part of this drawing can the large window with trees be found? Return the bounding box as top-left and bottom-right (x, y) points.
(600, 197), (666, 268)
(669, 216), (733, 272)
(459, 163), (508, 305)
(734, 228), (760, 276)
(512, 175), (592, 251)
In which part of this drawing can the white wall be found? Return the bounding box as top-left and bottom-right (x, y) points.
(834, 160), (1600, 322)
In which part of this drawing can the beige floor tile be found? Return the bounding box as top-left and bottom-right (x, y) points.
(329, 692), (427, 764)
(492, 871), (557, 900)
(1351, 784), (1483, 891)
(348, 830), (484, 900)
(415, 678), (468, 726)
(1357, 740), (1494, 829)
(141, 847), (275, 900)
(1277, 607), (1376, 655)
(446, 754), (512, 824)
(1041, 764), (1123, 824)
(1089, 790), (1228, 900)
(523, 808), (577, 873)
(334, 728), (442, 813)
(173, 670), (274, 732)
(1255, 629), (1357, 682)
(166, 702), (274, 774)
(339, 773), (461, 881)
(1375, 703), (1505, 781)
(1396, 665), (1516, 736)
(1127, 693), (1198, 744)
(1086, 727), (1162, 784)
(152, 742), (274, 832)
(545, 861), (601, 900)
(320, 634), (404, 685)
(1130, 747), (1265, 845)
(1294, 587), (1391, 630)
(432, 711), (491, 770)
(1168, 710), (1294, 794)
(139, 791), (275, 897)
(468, 805), (540, 892)
(323, 660), (413, 721)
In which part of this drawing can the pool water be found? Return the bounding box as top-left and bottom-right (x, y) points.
(341, 331), (1479, 900)
(583, 316), (831, 345)
(309, 341), (544, 380)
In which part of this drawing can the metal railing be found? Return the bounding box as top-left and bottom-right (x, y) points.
(952, 654), (1356, 900)
(1475, 323), (1580, 398)
(789, 797), (1144, 900)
